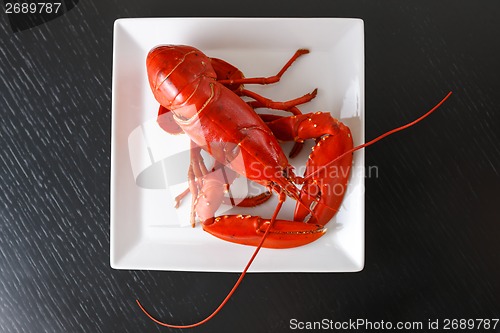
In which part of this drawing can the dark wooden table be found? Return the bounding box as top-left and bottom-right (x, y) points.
(1, 1), (499, 332)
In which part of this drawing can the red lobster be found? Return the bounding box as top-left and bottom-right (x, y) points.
(137, 44), (452, 328)
(147, 45), (352, 248)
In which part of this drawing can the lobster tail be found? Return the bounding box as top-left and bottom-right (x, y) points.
(146, 45), (217, 108)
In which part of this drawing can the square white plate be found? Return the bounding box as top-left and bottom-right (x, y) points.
(111, 18), (364, 272)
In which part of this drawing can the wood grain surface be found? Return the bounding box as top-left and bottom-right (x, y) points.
(1, 1), (499, 332)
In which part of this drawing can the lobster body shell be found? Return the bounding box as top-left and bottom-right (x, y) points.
(147, 45), (290, 188)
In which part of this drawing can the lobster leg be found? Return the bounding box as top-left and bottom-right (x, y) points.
(243, 90), (319, 158)
(241, 88), (317, 115)
(174, 188), (190, 209)
(175, 148), (273, 213)
(216, 49), (309, 86)
(180, 141), (237, 226)
(186, 141), (205, 226)
(187, 145), (272, 223)
(221, 191), (272, 207)
(180, 141), (236, 225)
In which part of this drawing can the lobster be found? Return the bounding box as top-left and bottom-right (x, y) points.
(136, 44), (452, 328)
(147, 45), (352, 248)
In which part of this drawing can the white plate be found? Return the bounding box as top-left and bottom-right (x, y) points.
(110, 18), (365, 272)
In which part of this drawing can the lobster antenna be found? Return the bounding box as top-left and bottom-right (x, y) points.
(136, 194), (286, 329)
(302, 91), (453, 184)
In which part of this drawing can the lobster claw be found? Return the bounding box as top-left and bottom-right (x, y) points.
(294, 121), (353, 225)
(264, 112), (354, 226)
(202, 215), (326, 249)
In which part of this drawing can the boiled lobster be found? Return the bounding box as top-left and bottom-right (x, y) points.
(147, 45), (352, 248)
(137, 44), (452, 328)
